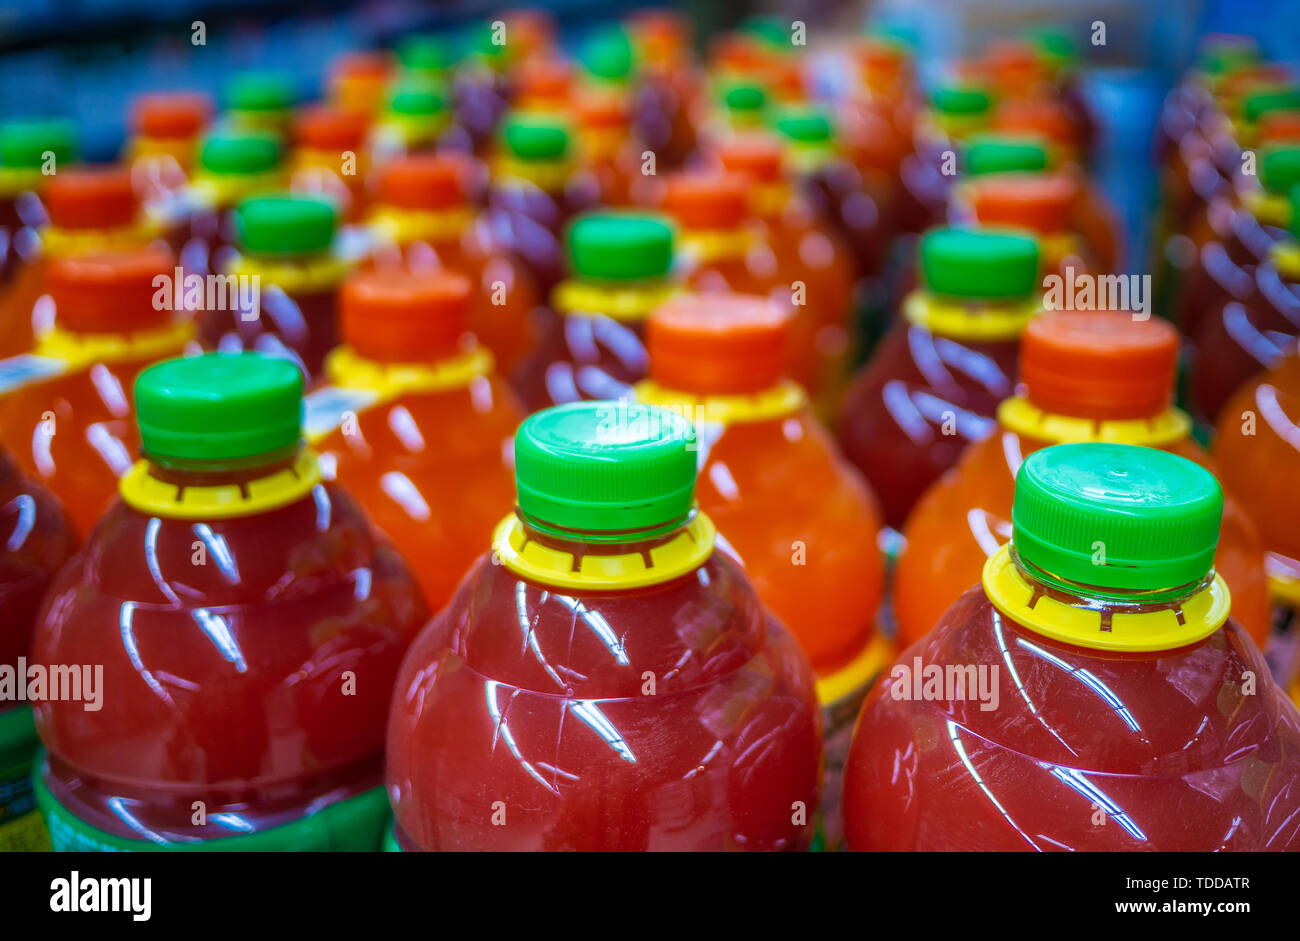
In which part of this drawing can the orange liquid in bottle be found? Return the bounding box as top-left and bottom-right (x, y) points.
(0, 245), (195, 538)
(0, 167), (163, 359)
(638, 293), (886, 846)
(311, 267), (523, 613)
(288, 106), (372, 223)
(32, 351), (428, 849)
(894, 310), (1272, 650)
(1215, 342), (1300, 687)
(368, 154), (539, 377)
(715, 135), (859, 410)
(386, 401), (822, 851)
(846, 443), (1300, 851)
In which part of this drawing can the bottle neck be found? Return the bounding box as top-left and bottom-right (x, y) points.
(1011, 544), (1211, 607)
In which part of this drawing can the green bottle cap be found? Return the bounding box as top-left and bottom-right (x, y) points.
(965, 134), (1050, 176)
(931, 83), (992, 116)
(568, 212), (674, 281)
(514, 401), (697, 538)
(919, 227), (1040, 300)
(502, 114), (571, 161)
(1012, 443), (1223, 595)
(581, 27), (635, 82)
(772, 108), (833, 143)
(1024, 27), (1077, 68)
(1198, 36), (1258, 76)
(743, 15), (794, 51)
(235, 194), (336, 256)
(226, 72), (297, 113)
(0, 120), (77, 169)
(1259, 145), (1300, 194)
(1244, 87), (1300, 125)
(198, 130), (282, 176)
(722, 81), (768, 113)
(397, 34), (458, 74)
(135, 352), (304, 466)
(389, 80), (446, 117)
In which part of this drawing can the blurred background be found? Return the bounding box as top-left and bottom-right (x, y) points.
(1, 0), (1297, 270)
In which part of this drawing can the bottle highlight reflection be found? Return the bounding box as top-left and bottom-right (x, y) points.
(386, 401), (823, 851)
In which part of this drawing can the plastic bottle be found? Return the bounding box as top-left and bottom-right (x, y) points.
(715, 133), (857, 410)
(386, 400), (823, 851)
(0, 448), (75, 851)
(959, 171), (1096, 278)
(201, 194), (349, 381)
(369, 154), (539, 376)
(511, 211), (676, 411)
(289, 105), (372, 222)
(124, 93), (212, 206)
(0, 245), (194, 537)
(306, 268), (523, 612)
(486, 114), (600, 298)
(893, 310), (1272, 650)
(181, 130), (285, 278)
(1190, 183), (1300, 422)
(32, 351), (428, 850)
(224, 72), (297, 136)
(0, 121), (76, 319)
(637, 293), (885, 846)
(837, 227), (1040, 530)
(1215, 340), (1300, 689)
(844, 442), (1300, 851)
(0, 166), (162, 359)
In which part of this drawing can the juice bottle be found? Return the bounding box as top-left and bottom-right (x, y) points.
(327, 51), (394, 118)
(202, 194), (349, 381)
(370, 80), (451, 161)
(772, 107), (886, 282)
(636, 293), (885, 846)
(1178, 144), (1299, 344)
(844, 442), (1300, 851)
(1215, 341), (1300, 689)
(891, 83), (991, 238)
(959, 171), (1096, 278)
(0, 245), (195, 538)
(181, 130), (285, 277)
(124, 92), (212, 206)
(306, 268), (523, 612)
(0, 448), (75, 851)
(513, 55), (573, 115)
(224, 72), (296, 136)
(0, 120), (75, 301)
(893, 310), (1272, 650)
(453, 23), (512, 158)
(386, 400), (823, 851)
(0, 166), (162, 359)
(574, 85), (648, 208)
(486, 114), (600, 298)
(1190, 185), (1300, 422)
(627, 10), (700, 170)
(368, 154), (539, 376)
(837, 227), (1040, 530)
(714, 133), (857, 409)
(288, 105), (372, 222)
(31, 351), (428, 850)
(511, 211), (676, 411)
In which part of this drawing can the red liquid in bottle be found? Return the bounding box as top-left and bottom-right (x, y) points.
(33, 352), (427, 849)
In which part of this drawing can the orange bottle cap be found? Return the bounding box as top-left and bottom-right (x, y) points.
(663, 171), (748, 230)
(982, 39), (1049, 91)
(293, 105), (371, 153)
(716, 133), (785, 184)
(331, 50), (394, 82)
(44, 166), (139, 230)
(576, 89), (630, 130)
(516, 57), (574, 105)
(1258, 109), (1300, 143)
(648, 292), (792, 395)
(994, 98), (1077, 149)
(1020, 310), (1177, 420)
(132, 92), (212, 140)
(376, 154), (466, 211)
(48, 245), (174, 334)
(340, 268), (471, 363)
(968, 172), (1078, 235)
